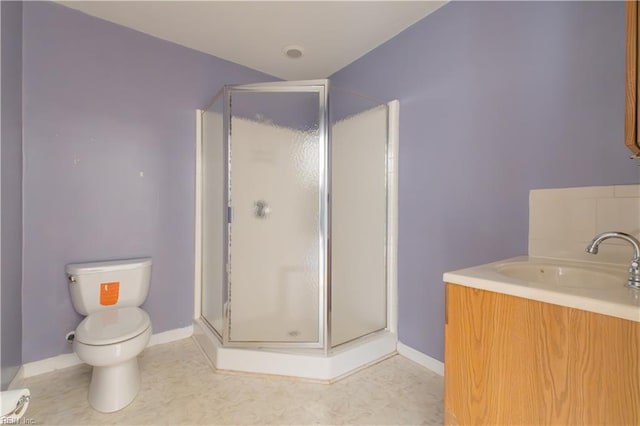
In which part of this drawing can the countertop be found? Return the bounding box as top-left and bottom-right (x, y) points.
(443, 256), (640, 322)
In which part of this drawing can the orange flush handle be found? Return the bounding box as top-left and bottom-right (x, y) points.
(100, 282), (120, 306)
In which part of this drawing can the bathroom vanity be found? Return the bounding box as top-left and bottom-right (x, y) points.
(443, 257), (640, 425)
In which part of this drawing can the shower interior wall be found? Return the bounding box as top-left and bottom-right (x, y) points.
(200, 83), (389, 351)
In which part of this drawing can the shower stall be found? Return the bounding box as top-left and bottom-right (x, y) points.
(193, 79), (398, 380)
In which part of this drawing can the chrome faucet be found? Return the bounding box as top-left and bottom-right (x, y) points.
(586, 231), (640, 289)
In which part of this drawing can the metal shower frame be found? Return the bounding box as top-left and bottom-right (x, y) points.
(209, 79), (331, 350)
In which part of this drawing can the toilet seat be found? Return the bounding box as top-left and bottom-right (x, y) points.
(75, 307), (150, 346)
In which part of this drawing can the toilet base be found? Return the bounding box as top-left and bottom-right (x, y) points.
(88, 358), (141, 413)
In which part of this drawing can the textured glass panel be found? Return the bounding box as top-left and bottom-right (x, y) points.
(228, 91), (320, 343)
(331, 102), (388, 347)
(201, 99), (226, 335)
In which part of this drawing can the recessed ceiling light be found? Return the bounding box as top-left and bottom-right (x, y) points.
(284, 45), (304, 59)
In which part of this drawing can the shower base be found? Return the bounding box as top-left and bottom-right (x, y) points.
(192, 318), (397, 382)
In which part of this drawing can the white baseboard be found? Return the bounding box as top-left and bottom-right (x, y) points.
(22, 325), (194, 379)
(148, 325), (193, 347)
(397, 341), (444, 376)
(22, 352), (82, 378)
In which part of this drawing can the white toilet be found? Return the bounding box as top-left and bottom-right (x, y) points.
(66, 258), (153, 413)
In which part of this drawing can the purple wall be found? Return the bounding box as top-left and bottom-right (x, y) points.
(331, 1), (640, 361)
(19, 0), (640, 366)
(1, 1), (23, 389)
(22, 1), (275, 363)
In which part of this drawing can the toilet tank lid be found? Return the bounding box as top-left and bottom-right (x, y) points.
(65, 258), (152, 275)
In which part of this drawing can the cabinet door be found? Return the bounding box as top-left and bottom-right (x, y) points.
(625, 0), (640, 156)
(444, 283), (640, 425)
(444, 283), (548, 425)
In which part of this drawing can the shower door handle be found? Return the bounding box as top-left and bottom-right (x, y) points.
(254, 200), (270, 218)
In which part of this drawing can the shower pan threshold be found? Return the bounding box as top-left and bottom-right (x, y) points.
(192, 318), (398, 382)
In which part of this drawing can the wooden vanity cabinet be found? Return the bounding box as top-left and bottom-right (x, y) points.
(444, 283), (640, 425)
(626, 0), (640, 156)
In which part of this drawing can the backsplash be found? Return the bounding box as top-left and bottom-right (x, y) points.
(529, 184), (640, 264)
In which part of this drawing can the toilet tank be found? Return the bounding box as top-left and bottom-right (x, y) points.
(66, 258), (152, 315)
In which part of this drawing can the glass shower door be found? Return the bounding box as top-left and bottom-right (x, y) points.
(224, 81), (328, 348)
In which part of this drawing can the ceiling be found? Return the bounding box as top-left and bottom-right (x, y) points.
(57, 1), (447, 80)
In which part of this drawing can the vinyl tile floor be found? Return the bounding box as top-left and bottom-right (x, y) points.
(20, 338), (443, 425)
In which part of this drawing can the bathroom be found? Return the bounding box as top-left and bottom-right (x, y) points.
(1, 0), (638, 424)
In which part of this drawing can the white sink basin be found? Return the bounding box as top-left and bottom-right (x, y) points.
(444, 256), (640, 322)
(495, 262), (627, 289)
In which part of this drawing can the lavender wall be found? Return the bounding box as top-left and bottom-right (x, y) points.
(22, 1), (275, 363)
(331, 1), (639, 362)
(1, 1), (23, 388)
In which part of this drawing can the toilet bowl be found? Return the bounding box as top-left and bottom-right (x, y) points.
(66, 258), (153, 413)
(73, 307), (152, 413)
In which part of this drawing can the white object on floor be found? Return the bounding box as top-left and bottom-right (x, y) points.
(1, 388), (31, 421)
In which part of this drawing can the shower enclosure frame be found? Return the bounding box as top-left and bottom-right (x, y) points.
(203, 80), (331, 350)
(193, 81), (400, 380)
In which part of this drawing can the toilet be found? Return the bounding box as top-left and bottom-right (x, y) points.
(66, 258), (152, 413)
